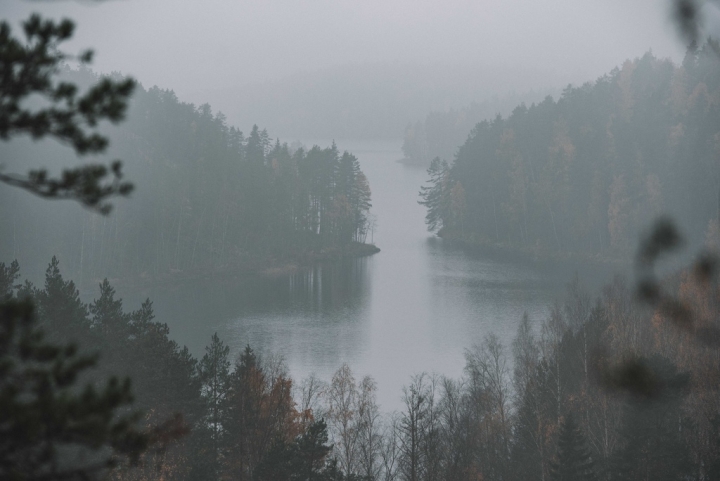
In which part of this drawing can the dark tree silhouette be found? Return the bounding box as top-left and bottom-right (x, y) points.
(0, 12), (151, 480)
(0, 281), (148, 480)
(549, 413), (597, 481)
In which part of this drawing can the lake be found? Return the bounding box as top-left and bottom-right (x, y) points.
(122, 140), (606, 411)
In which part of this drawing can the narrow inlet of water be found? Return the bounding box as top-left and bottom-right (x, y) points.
(123, 140), (599, 411)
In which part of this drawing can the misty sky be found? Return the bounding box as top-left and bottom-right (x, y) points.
(2, 0), (697, 106)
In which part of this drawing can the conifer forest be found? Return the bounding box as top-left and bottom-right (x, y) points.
(2, 1), (720, 481)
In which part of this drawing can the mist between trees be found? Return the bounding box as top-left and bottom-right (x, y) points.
(3, 248), (719, 481)
(419, 44), (720, 261)
(0, 67), (376, 286)
(401, 88), (555, 167)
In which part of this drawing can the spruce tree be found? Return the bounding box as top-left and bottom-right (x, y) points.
(253, 419), (339, 481)
(89, 279), (129, 340)
(34, 257), (89, 345)
(199, 332), (231, 473)
(0, 260), (20, 297)
(610, 356), (691, 481)
(550, 413), (597, 481)
(418, 157), (450, 233)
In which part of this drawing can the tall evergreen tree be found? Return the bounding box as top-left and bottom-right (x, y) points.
(418, 157), (450, 233)
(199, 332), (231, 473)
(0, 260), (20, 298)
(253, 419), (339, 481)
(550, 413), (597, 481)
(0, 263), (148, 480)
(610, 356), (691, 481)
(34, 256), (89, 345)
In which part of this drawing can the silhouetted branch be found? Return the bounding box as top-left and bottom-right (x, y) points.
(0, 14), (135, 213)
(0, 161), (133, 214)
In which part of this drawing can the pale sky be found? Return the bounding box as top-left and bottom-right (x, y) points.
(2, 0), (692, 106)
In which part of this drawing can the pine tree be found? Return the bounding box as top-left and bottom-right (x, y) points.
(89, 279), (128, 339)
(199, 332), (231, 472)
(0, 260), (20, 297)
(550, 413), (597, 481)
(511, 386), (545, 481)
(331, 151), (371, 245)
(418, 157), (450, 233)
(0, 280), (148, 480)
(225, 345), (265, 480)
(293, 419), (334, 479)
(34, 257), (89, 345)
(253, 419), (338, 481)
(610, 356), (691, 481)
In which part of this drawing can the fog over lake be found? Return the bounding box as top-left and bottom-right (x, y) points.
(4, 1), (720, 478)
(119, 140), (604, 410)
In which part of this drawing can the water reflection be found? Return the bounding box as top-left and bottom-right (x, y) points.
(287, 258), (372, 313)
(221, 258), (374, 374)
(424, 239), (556, 357)
(126, 256), (373, 373)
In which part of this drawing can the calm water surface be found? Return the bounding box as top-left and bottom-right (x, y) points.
(123, 140), (593, 410)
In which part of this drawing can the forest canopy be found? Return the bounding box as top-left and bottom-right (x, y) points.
(0, 67), (375, 282)
(420, 44), (720, 259)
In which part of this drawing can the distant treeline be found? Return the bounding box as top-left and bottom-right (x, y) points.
(5, 250), (720, 480)
(420, 44), (720, 258)
(401, 90), (553, 166)
(0, 68), (374, 283)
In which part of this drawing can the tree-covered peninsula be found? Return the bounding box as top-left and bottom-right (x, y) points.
(420, 45), (720, 261)
(0, 68), (378, 284)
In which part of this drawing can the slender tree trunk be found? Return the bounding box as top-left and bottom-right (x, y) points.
(99, 217), (106, 279)
(79, 215), (86, 286)
(191, 205), (207, 268)
(221, 211), (229, 262)
(175, 211), (182, 270)
(209, 206), (217, 268)
(113, 212), (119, 275)
(155, 209), (160, 275)
(583, 327), (588, 384)
(492, 189), (499, 242)
(556, 354), (562, 425)
(12, 191), (17, 258)
(539, 418), (546, 481)
(548, 201), (561, 251)
(90, 214), (96, 280)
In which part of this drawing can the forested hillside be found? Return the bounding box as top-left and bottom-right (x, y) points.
(401, 89), (553, 166)
(420, 44), (720, 258)
(0, 68), (375, 284)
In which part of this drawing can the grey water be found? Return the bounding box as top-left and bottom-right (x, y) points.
(123, 140), (600, 411)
